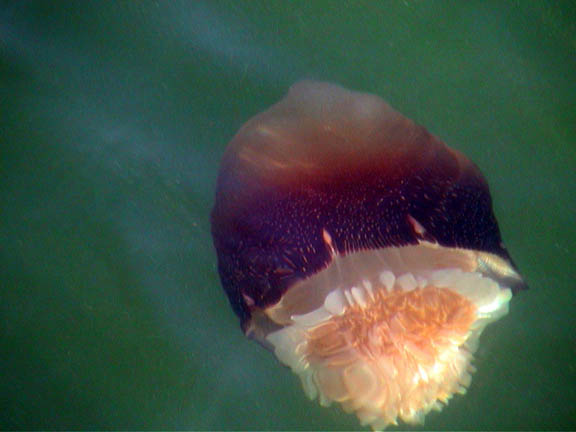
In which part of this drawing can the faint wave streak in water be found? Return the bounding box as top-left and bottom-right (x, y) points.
(147, 1), (307, 85)
(2, 0), (229, 367)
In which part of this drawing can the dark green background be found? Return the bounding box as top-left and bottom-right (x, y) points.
(1, 1), (575, 430)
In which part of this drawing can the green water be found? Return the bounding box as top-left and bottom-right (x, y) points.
(1, 1), (575, 429)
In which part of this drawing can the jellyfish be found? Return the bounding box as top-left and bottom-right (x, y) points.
(211, 81), (526, 430)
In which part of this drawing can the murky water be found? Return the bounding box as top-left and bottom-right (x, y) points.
(1, 1), (575, 429)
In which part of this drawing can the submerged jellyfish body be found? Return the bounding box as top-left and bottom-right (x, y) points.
(211, 81), (526, 430)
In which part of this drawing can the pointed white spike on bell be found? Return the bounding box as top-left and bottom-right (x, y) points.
(379, 270), (395, 291)
(344, 289), (355, 305)
(324, 289), (348, 315)
(396, 273), (418, 291)
(351, 286), (367, 307)
(362, 280), (375, 299)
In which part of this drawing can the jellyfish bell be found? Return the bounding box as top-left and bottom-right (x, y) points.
(211, 81), (526, 430)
